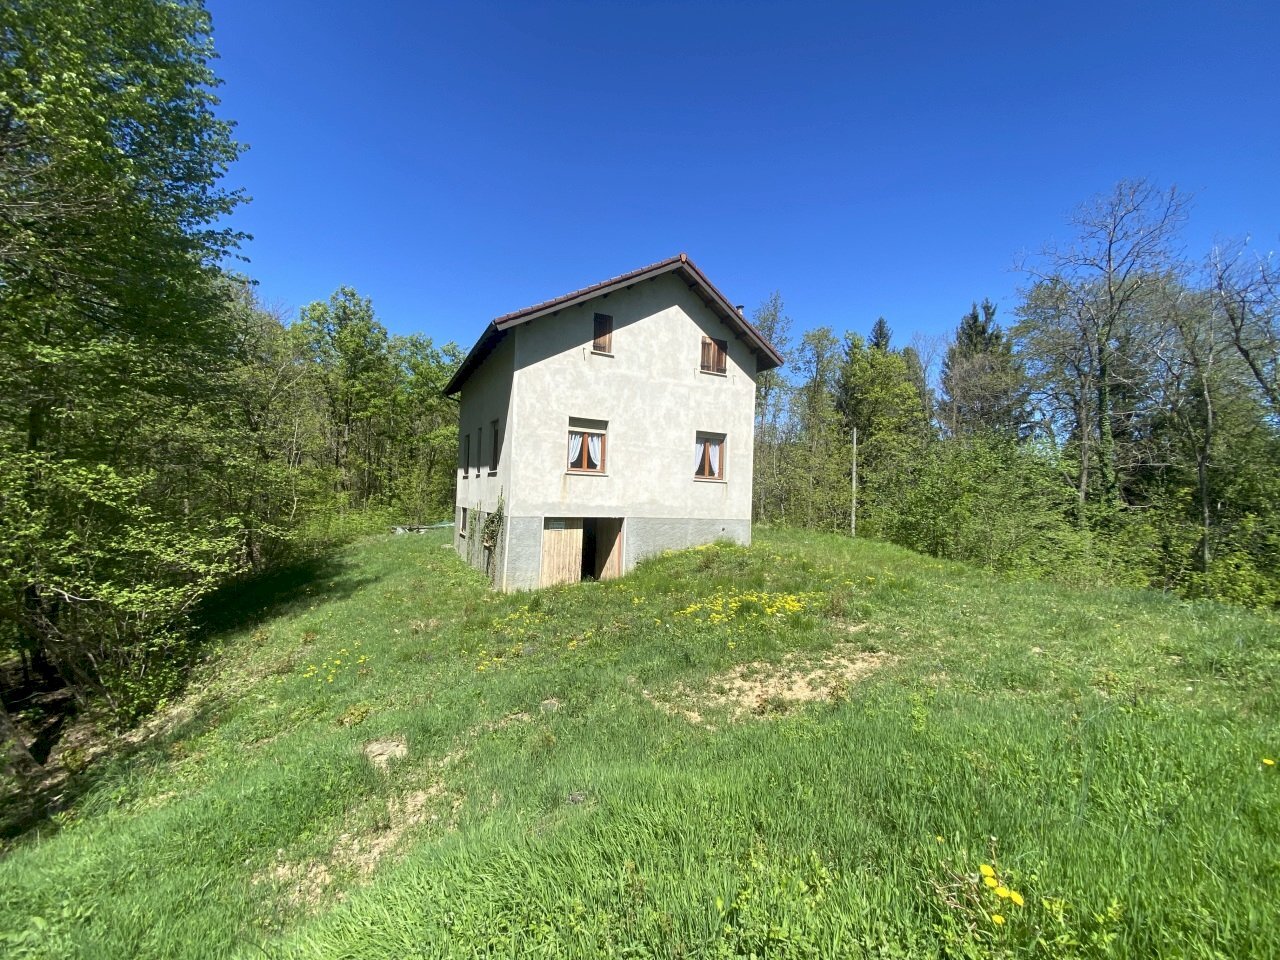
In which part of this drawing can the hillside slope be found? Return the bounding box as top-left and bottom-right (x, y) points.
(1, 528), (1277, 958)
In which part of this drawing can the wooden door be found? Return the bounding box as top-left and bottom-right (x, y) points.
(540, 518), (583, 587)
(596, 518), (623, 580)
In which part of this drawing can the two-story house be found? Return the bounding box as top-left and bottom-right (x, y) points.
(443, 253), (783, 590)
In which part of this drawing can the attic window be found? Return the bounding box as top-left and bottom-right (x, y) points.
(700, 336), (727, 375)
(593, 313), (613, 354)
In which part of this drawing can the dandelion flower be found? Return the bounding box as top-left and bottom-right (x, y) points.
(979, 864), (995, 878)
(936, 835), (944, 843)
(995, 886), (1011, 899)
(1265, 758), (1276, 767)
(983, 875), (999, 888)
(991, 914), (1005, 926)
(1009, 891), (1024, 906)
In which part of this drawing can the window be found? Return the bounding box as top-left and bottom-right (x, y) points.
(567, 418), (607, 473)
(459, 506), (469, 538)
(694, 433), (725, 480)
(461, 433), (471, 476)
(593, 313), (613, 354)
(700, 336), (727, 374)
(490, 419), (502, 474)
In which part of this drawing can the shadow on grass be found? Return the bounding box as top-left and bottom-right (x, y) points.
(192, 550), (373, 639)
(1, 549), (380, 847)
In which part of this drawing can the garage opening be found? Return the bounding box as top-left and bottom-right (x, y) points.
(541, 517), (623, 587)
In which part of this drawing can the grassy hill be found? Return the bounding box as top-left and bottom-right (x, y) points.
(1, 528), (1277, 959)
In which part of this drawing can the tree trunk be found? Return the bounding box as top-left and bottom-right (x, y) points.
(1096, 344), (1118, 503)
(1196, 374), (1214, 574)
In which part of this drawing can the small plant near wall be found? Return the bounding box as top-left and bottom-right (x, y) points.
(466, 507), (481, 564)
(482, 495), (504, 550)
(482, 495), (505, 583)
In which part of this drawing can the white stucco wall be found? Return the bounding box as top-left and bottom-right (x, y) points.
(504, 273), (758, 522)
(454, 332), (515, 520)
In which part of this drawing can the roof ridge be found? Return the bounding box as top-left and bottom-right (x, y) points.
(493, 254), (685, 326)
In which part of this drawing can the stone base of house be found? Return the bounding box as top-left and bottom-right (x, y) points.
(456, 514), (751, 592)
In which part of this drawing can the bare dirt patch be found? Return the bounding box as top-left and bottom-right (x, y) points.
(260, 775), (464, 910)
(363, 737), (408, 771)
(645, 644), (893, 723)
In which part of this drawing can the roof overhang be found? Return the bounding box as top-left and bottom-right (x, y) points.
(443, 253), (784, 396)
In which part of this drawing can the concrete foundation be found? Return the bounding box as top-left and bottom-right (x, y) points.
(461, 514), (751, 592)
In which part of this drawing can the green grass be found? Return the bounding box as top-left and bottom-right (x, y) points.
(1, 527), (1277, 958)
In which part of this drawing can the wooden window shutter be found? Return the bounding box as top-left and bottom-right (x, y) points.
(701, 336), (727, 373)
(593, 313), (613, 353)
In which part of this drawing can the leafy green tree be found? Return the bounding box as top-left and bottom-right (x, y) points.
(0, 0), (245, 761)
(899, 343), (933, 426)
(750, 293), (793, 523)
(295, 288), (397, 506)
(782, 328), (848, 528)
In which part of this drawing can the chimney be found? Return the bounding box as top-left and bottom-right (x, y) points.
(735, 305), (745, 317)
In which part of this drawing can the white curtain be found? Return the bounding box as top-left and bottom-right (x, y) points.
(694, 438), (705, 473)
(587, 433), (602, 469)
(568, 431), (583, 467)
(708, 439), (720, 477)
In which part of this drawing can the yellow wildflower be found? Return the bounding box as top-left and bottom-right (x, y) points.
(979, 864), (995, 878)
(1264, 758), (1276, 767)
(983, 876), (999, 888)
(1009, 891), (1024, 906)
(991, 914), (1005, 925)
(935, 835), (944, 843)
(995, 886), (1010, 899)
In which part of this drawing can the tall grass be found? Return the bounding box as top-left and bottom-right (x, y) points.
(1, 528), (1276, 958)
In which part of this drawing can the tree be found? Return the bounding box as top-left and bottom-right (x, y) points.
(940, 299), (1028, 437)
(869, 317), (893, 351)
(1016, 179), (1188, 507)
(1209, 245), (1280, 415)
(749, 293), (794, 523)
(295, 288), (396, 506)
(0, 0), (245, 766)
(783, 328), (847, 528)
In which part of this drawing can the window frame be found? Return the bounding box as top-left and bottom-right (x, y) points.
(461, 432), (471, 477)
(459, 506), (469, 538)
(700, 335), (728, 375)
(694, 432), (726, 481)
(566, 421), (608, 475)
(592, 313), (614, 355)
(489, 418), (502, 475)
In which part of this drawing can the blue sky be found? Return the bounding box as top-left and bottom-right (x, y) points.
(207, 0), (1280, 361)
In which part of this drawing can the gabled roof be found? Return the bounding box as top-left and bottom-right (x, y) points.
(442, 253), (784, 396)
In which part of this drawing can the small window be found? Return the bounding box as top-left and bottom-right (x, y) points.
(593, 313), (613, 354)
(567, 418), (607, 473)
(461, 433), (471, 476)
(459, 506), (469, 538)
(694, 433), (725, 480)
(700, 336), (727, 374)
(490, 419), (502, 474)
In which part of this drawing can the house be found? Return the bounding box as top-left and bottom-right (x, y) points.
(443, 253), (783, 590)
